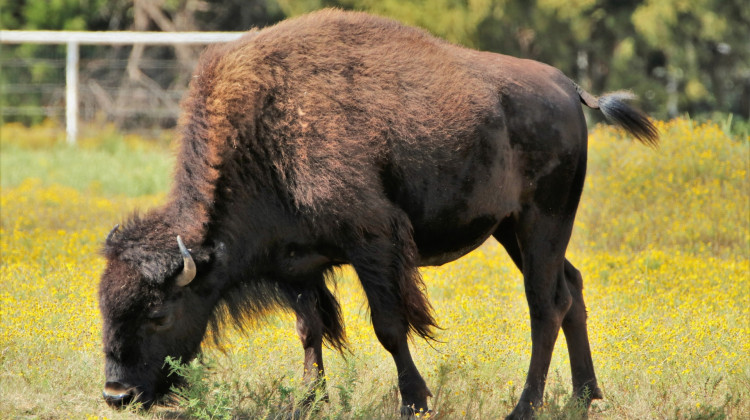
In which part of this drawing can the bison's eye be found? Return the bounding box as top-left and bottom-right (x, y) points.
(147, 312), (173, 331)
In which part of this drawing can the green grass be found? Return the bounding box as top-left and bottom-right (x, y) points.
(0, 121), (174, 197)
(1, 119), (748, 419)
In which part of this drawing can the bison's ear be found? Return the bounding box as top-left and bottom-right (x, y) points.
(105, 224), (120, 245)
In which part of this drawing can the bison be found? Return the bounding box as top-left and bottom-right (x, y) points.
(99, 9), (657, 419)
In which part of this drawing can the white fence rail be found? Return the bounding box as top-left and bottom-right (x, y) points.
(0, 30), (245, 144)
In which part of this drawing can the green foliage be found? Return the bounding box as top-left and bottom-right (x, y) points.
(163, 355), (337, 419)
(341, 0), (493, 46)
(165, 356), (234, 420)
(631, 0), (749, 116)
(277, 0), (494, 47)
(0, 0), (112, 30)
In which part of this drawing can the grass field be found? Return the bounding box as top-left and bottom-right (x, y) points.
(1, 118), (748, 419)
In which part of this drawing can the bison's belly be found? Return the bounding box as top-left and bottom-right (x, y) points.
(395, 171), (519, 266)
(386, 130), (520, 266)
(413, 214), (500, 266)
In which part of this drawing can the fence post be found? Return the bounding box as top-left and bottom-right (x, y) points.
(65, 40), (79, 145)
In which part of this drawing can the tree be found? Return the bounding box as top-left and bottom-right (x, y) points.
(632, 0), (750, 118)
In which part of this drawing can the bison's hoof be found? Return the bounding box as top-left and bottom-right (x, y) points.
(505, 401), (534, 420)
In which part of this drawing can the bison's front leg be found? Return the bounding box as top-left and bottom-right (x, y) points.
(347, 213), (436, 417)
(370, 307), (433, 418)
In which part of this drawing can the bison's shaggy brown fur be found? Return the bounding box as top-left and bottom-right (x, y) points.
(99, 9), (657, 418)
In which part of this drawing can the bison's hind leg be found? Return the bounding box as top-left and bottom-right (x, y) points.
(493, 163), (602, 418)
(497, 210), (575, 420)
(286, 275), (345, 405)
(495, 223), (602, 412)
(561, 261), (603, 404)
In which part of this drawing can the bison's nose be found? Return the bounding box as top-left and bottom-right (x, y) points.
(103, 381), (135, 407)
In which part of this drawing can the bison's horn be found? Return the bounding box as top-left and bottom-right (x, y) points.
(175, 235), (196, 286)
(106, 224), (120, 244)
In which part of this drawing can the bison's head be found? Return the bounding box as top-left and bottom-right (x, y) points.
(98, 224), (223, 408)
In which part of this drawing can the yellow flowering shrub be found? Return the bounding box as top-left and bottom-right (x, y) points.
(578, 119), (748, 257)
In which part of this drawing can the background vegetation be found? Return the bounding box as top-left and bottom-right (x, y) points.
(1, 0), (749, 125)
(1, 119), (747, 418)
(2, 2), (748, 418)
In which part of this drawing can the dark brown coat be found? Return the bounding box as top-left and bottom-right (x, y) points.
(99, 9), (657, 419)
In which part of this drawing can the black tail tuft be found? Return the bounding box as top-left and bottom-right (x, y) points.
(596, 91), (659, 147)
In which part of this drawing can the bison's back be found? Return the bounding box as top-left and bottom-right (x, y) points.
(206, 10), (503, 201)
(186, 9), (587, 262)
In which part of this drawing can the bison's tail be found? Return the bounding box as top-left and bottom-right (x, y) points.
(574, 83), (659, 147)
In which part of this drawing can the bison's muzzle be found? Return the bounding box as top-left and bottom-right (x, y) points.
(102, 381), (153, 408)
(102, 381), (135, 407)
